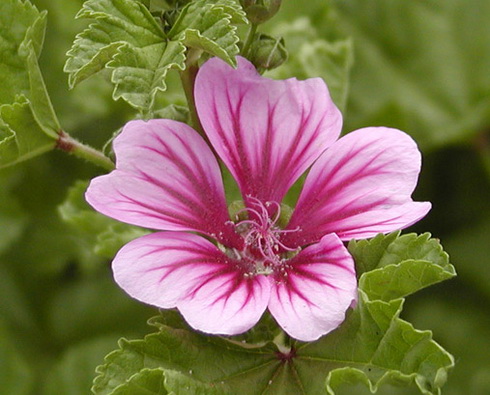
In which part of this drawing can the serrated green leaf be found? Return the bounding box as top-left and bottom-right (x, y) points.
(108, 40), (186, 110)
(109, 369), (168, 395)
(349, 232), (456, 302)
(92, 289), (453, 395)
(349, 232), (451, 275)
(360, 260), (456, 302)
(65, 0), (247, 112)
(168, 0), (247, 66)
(0, 1), (60, 167)
(267, 18), (353, 112)
(0, 0), (44, 104)
(65, 0), (186, 112)
(0, 96), (57, 168)
(348, 232), (401, 275)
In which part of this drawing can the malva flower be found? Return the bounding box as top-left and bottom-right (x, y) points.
(85, 57), (431, 341)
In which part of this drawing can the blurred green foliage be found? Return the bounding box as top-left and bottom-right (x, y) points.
(0, 0), (489, 393)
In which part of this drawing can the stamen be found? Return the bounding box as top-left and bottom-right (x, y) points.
(226, 196), (301, 277)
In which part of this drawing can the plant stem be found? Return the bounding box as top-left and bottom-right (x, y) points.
(56, 130), (115, 171)
(242, 23), (257, 57)
(180, 48), (207, 139)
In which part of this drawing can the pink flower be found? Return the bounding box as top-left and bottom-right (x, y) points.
(85, 57), (431, 341)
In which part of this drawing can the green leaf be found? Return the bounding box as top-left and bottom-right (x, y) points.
(0, 96), (57, 168)
(168, 0), (247, 66)
(0, 0), (44, 104)
(267, 18), (353, 112)
(65, 0), (186, 112)
(164, 369), (229, 395)
(109, 40), (186, 111)
(110, 369), (167, 395)
(360, 260), (456, 302)
(65, 0), (247, 112)
(93, 291), (453, 395)
(349, 232), (451, 275)
(354, 234), (456, 302)
(0, 0), (60, 168)
(348, 232), (401, 274)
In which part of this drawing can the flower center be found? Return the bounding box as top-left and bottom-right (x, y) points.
(226, 197), (300, 277)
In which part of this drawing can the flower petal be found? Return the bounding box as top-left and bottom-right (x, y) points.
(113, 232), (270, 336)
(85, 119), (241, 247)
(195, 56), (342, 205)
(268, 233), (357, 342)
(285, 127), (431, 246)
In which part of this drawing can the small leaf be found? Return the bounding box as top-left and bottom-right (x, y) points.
(349, 232), (451, 276)
(360, 260), (456, 302)
(168, 0), (247, 66)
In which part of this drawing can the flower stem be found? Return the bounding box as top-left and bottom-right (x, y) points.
(242, 23), (258, 57)
(180, 48), (206, 139)
(56, 130), (115, 171)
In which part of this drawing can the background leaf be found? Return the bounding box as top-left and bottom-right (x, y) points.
(0, 0), (60, 168)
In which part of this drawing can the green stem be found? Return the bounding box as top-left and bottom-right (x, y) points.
(56, 130), (115, 172)
(242, 23), (258, 57)
(180, 49), (205, 136)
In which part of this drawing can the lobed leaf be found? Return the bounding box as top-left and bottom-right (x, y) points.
(168, 0), (247, 66)
(92, 290), (454, 395)
(65, 0), (246, 112)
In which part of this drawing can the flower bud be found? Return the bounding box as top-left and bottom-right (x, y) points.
(249, 33), (288, 72)
(240, 0), (281, 24)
